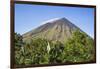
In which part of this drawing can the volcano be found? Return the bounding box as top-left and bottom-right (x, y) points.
(22, 17), (83, 43)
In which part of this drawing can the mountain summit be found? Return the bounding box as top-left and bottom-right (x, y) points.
(23, 17), (81, 43)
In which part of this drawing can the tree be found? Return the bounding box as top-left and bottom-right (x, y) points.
(15, 30), (95, 65)
(24, 38), (49, 64)
(49, 41), (64, 63)
(63, 30), (94, 62)
(15, 33), (25, 64)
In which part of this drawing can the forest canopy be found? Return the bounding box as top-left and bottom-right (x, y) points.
(15, 30), (95, 65)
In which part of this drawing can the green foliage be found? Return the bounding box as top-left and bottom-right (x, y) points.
(15, 33), (23, 47)
(49, 41), (64, 63)
(63, 30), (94, 62)
(15, 30), (95, 65)
(15, 33), (24, 64)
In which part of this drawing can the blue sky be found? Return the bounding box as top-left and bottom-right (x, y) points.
(15, 4), (94, 38)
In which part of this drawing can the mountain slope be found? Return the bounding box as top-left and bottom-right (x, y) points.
(22, 17), (82, 43)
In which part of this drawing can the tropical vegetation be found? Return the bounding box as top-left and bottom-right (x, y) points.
(15, 30), (95, 65)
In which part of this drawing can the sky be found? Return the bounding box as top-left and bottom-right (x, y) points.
(15, 4), (95, 38)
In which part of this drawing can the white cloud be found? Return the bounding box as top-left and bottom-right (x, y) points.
(40, 17), (62, 25)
